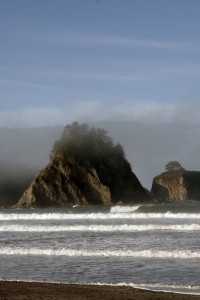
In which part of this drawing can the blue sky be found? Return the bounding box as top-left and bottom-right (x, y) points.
(0, 0), (200, 127)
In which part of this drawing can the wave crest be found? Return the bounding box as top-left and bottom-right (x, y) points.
(110, 206), (140, 213)
(0, 223), (200, 232)
(0, 247), (199, 259)
(0, 212), (200, 220)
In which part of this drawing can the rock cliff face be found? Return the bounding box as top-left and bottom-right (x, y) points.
(16, 155), (150, 208)
(16, 156), (110, 207)
(16, 122), (150, 208)
(151, 170), (200, 201)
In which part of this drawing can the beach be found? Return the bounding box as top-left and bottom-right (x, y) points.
(0, 281), (200, 300)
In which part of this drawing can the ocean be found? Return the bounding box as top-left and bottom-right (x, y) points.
(0, 202), (200, 295)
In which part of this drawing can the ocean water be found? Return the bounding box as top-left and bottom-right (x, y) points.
(0, 202), (200, 294)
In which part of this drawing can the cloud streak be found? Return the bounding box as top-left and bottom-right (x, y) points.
(59, 33), (199, 52)
(0, 100), (199, 128)
(1, 62), (200, 94)
(11, 30), (200, 52)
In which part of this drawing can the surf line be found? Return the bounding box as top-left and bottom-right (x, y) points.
(0, 212), (200, 220)
(0, 247), (199, 259)
(0, 224), (200, 232)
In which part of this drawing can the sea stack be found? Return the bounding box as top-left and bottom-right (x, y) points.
(151, 170), (200, 201)
(16, 122), (150, 208)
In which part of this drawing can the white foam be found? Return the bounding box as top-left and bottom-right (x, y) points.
(95, 282), (200, 294)
(110, 206), (140, 213)
(0, 223), (200, 232)
(134, 282), (200, 291)
(0, 247), (199, 259)
(0, 212), (200, 220)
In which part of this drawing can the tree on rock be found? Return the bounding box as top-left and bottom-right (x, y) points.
(50, 122), (125, 163)
(165, 161), (184, 172)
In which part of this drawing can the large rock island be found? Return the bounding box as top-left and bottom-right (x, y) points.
(151, 170), (200, 201)
(16, 122), (150, 208)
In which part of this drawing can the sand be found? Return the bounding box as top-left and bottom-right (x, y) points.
(0, 281), (200, 300)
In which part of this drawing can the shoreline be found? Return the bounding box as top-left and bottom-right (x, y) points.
(0, 281), (200, 300)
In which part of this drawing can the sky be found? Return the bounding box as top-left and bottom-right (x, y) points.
(0, 0), (200, 127)
(0, 0), (200, 187)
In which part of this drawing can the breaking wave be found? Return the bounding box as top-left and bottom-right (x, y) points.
(110, 206), (140, 213)
(0, 223), (200, 232)
(94, 282), (200, 295)
(125, 283), (200, 294)
(0, 246), (199, 259)
(0, 212), (200, 220)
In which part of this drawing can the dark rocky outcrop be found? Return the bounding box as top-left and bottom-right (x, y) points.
(151, 170), (200, 201)
(16, 123), (151, 208)
(16, 156), (111, 207)
(16, 156), (150, 208)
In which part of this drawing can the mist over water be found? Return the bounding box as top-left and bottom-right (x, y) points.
(0, 126), (62, 204)
(0, 127), (62, 169)
(1, 121), (200, 189)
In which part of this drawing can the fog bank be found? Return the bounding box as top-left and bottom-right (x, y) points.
(0, 121), (199, 189)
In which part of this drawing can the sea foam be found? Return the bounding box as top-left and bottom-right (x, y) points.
(0, 246), (199, 259)
(0, 212), (200, 220)
(0, 223), (200, 232)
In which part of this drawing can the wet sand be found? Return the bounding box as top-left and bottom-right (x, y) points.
(0, 281), (200, 300)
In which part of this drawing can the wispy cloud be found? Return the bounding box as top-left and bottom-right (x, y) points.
(1, 62), (200, 90)
(0, 100), (199, 128)
(0, 78), (64, 90)
(54, 32), (197, 51)
(0, 67), (148, 84)
(13, 30), (200, 52)
(0, 107), (68, 128)
(44, 33), (195, 51)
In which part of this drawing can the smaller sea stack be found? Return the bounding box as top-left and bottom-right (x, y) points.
(151, 170), (200, 201)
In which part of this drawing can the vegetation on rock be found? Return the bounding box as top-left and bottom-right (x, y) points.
(51, 122), (125, 162)
(165, 161), (184, 172)
(50, 122), (137, 203)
